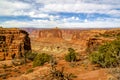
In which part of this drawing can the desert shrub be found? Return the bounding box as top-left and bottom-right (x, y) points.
(89, 40), (120, 68)
(26, 51), (37, 61)
(49, 66), (76, 80)
(42, 64), (77, 80)
(65, 48), (77, 62)
(33, 53), (51, 67)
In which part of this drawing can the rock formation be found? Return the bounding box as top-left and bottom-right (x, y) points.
(35, 28), (64, 43)
(30, 28), (120, 54)
(39, 28), (62, 38)
(0, 28), (31, 60)
(87, 29), (119, 53)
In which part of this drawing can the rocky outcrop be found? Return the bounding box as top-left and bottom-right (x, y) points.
(0, 28), (31, 60)
(87, 37), (115, 53)
(87, 29), (118, 53)
(35, 28), (64, 43)
(39, 28), (62, 38)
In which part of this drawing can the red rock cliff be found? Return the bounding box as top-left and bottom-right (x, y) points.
(0, 28), (31, 60)
(39, 28), (62, 38)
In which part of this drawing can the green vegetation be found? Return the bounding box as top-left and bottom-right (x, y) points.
(33, 53), (51, 67)
(89, 40), (120, 68)
(26, 51), (37, 61)
(65, 48), (77, 62)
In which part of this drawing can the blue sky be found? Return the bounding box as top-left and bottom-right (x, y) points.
(0, 0), (120, 28)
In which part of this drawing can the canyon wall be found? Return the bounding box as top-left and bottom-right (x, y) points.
(30, 28), (106, 41)
(0, 28), (31, 60)
(30, 28), (107, 53)
(29, 28), (120, 54)
(39, 28), (62, 38)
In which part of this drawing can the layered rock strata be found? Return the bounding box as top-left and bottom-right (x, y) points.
(0, 28), (31, 60)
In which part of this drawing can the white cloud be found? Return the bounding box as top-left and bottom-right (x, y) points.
(84, 19), (88, 23)
(1, 18), (120, 28)
(0, 0), (120, 17)
(36, 0), (120, 6)
(36, 0), (120, 17)
(0, 0), (31, 16)
(0, 20), (57, 28)
(0, 0), (120, 28)
(28, 11), (49, 18)
(1, 0), (120, 17)
(62, 17), (80, 23)
(35, 0), (77, 4)
(41, 3), (118, 15)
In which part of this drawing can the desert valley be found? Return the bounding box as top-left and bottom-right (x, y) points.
(0, 27), (120, 80)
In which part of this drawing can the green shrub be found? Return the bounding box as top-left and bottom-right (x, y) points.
(33, 53), (51, 67)
(26, 52), (37, 61)
(65, 48), (77, 62)
(89, 40), (120, 68)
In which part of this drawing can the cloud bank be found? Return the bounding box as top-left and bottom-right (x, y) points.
(0, 0), (120, 28)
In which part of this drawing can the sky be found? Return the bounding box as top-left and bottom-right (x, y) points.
(0, 0), (120, 28)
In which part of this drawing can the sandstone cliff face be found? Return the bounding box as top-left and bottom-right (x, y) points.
(30, 28), (120, 54)
(0, 28), (31, 60)
(36, 28), (64, 43)
(39, 28), (62, 38)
